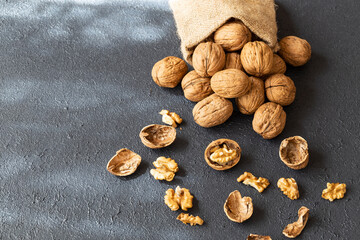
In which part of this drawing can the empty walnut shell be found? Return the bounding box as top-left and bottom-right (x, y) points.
(139, 124), (176, 149)
(265, 74), (296, 106)
(192, 42), (226, 77)
(279, 136), (309, 170)
(279, 36), (311, 67)
(106, 148), (141, 176)
(224, 190), (253, 223)
(151, 56), (188, 88)
(204, 138), (241, 171)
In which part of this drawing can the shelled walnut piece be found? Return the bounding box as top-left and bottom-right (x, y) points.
(106, 148), (141, 176)
(322, 183), (346, 201)
(237, 172), (270, 193)
(204, 139), (241, 170)
(277, 178), (299, 200)
(139, 124), (176, 149)
(159, 110), (183, 128)
(164, 186), (193, 211)
(283, 206), (309, 238)
(247, 234), (272, 240)
(177, 213), (204, 226)
(224, 190), (253, 223)
(150, 157), (178, 181)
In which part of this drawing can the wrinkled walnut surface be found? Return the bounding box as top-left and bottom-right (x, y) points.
(181, 70), (213, 102)
(139, 124), (176, 149)
(177, 213), (204, 226)
(204, 139), (241, 170)
(265, 74), (296, 106)
(225, 52), (243, 70)
(237, 172), (270, 193)
(279, 36), (311, 67)
(236, 76), (265, 115)
(241, 41), (274, 77)
(192, 42), (225, 77)
(279, 136), (309, 170)
(283, 206), (309, 238)
(214, 20), (251, 51)
(106, 148), (141, 176)
(210, 69), (250, 98)
(268, 54), (286, 75)
(322, 183), (346, 201)
(159, 110), (182, 128)
(150, 156), (179, 181)
(247, 234), (272, 240)
(224, 190), (253, 223)
(151, 56), (188, 88)
(164, 186), (193, 211)
(277, 178), (300, 200)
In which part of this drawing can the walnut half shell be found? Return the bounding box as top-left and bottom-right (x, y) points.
(224, 190), (253, 223)
(106, 148), (141, 176)
(204, 139), (241, 171)
(283, 206), (310, 238)
(279, 136), (309, 170)
(139, 124), (176, 149)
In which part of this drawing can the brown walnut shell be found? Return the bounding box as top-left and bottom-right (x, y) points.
(192, 42), (225, 77)
(193, 94), (233, 128)
(151, 56), (188, 88)
(224, 190), (253, 223)
(252, 102), (286, 139)
(279, 36), (311, 67)
(265, 74), (296, 106)
(236, 76), (265, 115)
(139, 124), (176, 149)
(279, 136), (309, 170)
(106, 148), (141, 176)
(268, 54), (286, 75)
(204, 138), (241, 171)
(241, 41), (274, 77)
(283, 206), (310, 238)
(225, 52), (243, 70)
(214, 20), (251, 51)
(181, 70), (213, 102)
(210, 69), (250, 98)
(247, 234), (272, 240)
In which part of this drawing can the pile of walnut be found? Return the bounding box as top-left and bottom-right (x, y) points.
(151, 20), (312, 139)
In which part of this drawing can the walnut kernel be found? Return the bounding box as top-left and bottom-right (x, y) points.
(210, 69), (250, 98)
(151, 56), (188, 88)
(214, 20), (251, 51)
(204, 139), (241, 170)
(192, 42), (225, 77)
(283, 206), (310, 238)
(279, 36), (311, 67)
(322, 183), (346, 202)
(241, 41), (274, 77)
(159, 110), (183, 128)
(164, 186), (193, 211)
(181, 70), (213, 102)
(265, 74), (296, 106)
(237, 172), (270, 193)
(224, 190), (253, 223)
(106, 148), (141, 176)
(139, 124), (176, 149)
(150, 156), (178, 181)
(236, 76), (265, 115)
(277, 178), (299, 200)
(177, 213), (204, 226)
(279, 136), (309, 170)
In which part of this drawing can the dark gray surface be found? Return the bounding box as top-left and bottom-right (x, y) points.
(0, 0), (359, 239)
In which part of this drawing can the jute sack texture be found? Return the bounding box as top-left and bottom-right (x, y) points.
(169, 0), (279, 64)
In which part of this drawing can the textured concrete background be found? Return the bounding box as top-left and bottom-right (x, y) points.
(0, 0), (359, 239)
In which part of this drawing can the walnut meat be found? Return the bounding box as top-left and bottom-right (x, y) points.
(283, 206), (310, 238)
(279, 36), (311, 67)
(181, 70), (213, 102)
(214, 20), (251, 51)
(210, 69), (250, 98)
(241, 41), (274, 77)
(322, 183), (346, 201)
(159, 110), (183, 128)
(277, 178), (300, 200)
(193, 94), (233, 128)
(150, 156), (178, 181)
(279, 136), (309, 170)
(236, 77), (265, 115)
(225, 52), (243, 70)
(247, 234), (272, 240)
(151, 56), (188, 88)
(204, 139), (241, 171)
(192, 42), (226, 77)
(265, 74), (296, 106)
(139, 124), (176, 149)
(106, 148), (141, 176)
(268, 54), (287, 75)
(177, 213), (204, 226)
(224, 190), (253, 223)
(164, 186), (193, 211)
(237, 172), (270, 193)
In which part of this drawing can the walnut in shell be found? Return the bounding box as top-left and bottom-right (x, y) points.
(224, 190), (253, 223)
(139, 124), (176, 149)
(181, 70), (213, 102)
(106, 148), (141, 176)
(225, 52), (243, 70)
(192, 42), (225, 77)
(279, 36), (311, 67)
(283, 206), (310, 238)
(214, 20), (251, 51)
(192, 94), (233, 128)
(279, 136), (309, 170)
(268, 54), (287, 75)
(151, 56), (188, 88)
(265, 74), (296, 106)
(210, 69), (250, 98)
(204, 139), (241, 171)
(252, 102), (286, 139)
(241, 41), (274, 77)
(236, 77), (265, 115)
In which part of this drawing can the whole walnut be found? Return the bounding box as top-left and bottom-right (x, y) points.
(192, 42), (226, 77)
(241, 41), (274, 77)
(214, 20), (251, 52)
(181, 70), (213, 102)
(252, 102), (286, 139)
(193, 94), (233, 128)
(151, 56), (188, 88)
(210, 69), (250, 98)
(225, 52), (243, 70)
(265, 74), (296, 106)
(268, 54), (286, 75)
(278, 36), (311, 67)
(236, 77), (265, 115)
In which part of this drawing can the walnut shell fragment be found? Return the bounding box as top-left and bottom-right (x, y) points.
(279, 36), (311, 67)
(204, 139), (241, 171)
(283, 206), (310, 238)
(279, 136), (309, 170)
(224, 190), (253, 223)
(236, 77), (265, 115)
(214, 20), (251, 51)
(139, 124), (176, 149)
(265, 74), (296, 106)
(106, 148), (141, 176)
(210, 69), (250, 98)
(192, 42), (226, 77)
(151, 56), (188, 88)
(247, 234), (272, 240)
(181, 70), (213, 102)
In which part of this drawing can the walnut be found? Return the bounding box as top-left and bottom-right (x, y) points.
(210, 69), (250, 98)
(151, 56), (188, 88)
(268, 54), (286, 75)
(106, 148), (141, 176)
(322, 183), (346, 202)
(252, 102), (286, 139)
(279, 36), (311, 67)
(164, 186), (193, 211)
(247, 234), (272, 240)
(283, 206), (310, 238)
(237, 172), (270, 193)
(225, 52), (243, 70)
(241, 41), (274, 77)
(265, 74), (296, 106)
(150, 156), (178, 181)
(277, 178), (299, 200)
(279, 136), (309, 170)
(181, 70), (213, 102)
(214, 20), (251, 51)
(192, 42), (226, 77)
(192, 94), (233, 128)
(159, 110), (183, 128)
(204, 139), (241, 171)
(224, 190), (253, 223)
(236, 76), (265, 115)
(139, 124), (176, 149)
(177, 213), (204, 226)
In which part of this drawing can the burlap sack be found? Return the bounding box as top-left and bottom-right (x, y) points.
(169, 0), (279, 64)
